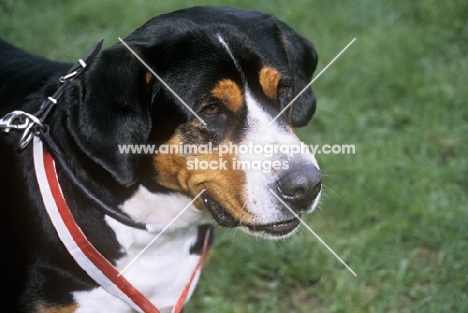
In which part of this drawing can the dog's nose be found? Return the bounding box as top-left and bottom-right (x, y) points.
(277, 165), (321, 210)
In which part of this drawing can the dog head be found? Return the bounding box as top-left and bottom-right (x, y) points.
(64, 7), (321, 238)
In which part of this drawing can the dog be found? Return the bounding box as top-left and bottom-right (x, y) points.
(0, 6), (321, 313)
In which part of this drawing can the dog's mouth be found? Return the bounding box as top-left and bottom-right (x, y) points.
(201, 194), (300, 237)
(201, 194), (240, 228)
(245, 218), (300, 237)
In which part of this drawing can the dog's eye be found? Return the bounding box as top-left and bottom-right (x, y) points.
(202, 103), (221, 116)
(278, 84), (291, 97)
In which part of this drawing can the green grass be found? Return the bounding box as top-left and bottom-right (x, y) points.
(2, 0), (467, 312)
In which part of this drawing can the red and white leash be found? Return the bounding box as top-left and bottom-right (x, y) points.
(33, 137), (209, 313)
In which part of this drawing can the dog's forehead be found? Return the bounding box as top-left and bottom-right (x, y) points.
(154, 29), (286, 118)
(207, 33), (284, 110)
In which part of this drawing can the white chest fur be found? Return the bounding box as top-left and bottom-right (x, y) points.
(73, 186), (212, 313)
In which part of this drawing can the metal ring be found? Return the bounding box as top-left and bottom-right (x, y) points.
(18, 123), (34, 150)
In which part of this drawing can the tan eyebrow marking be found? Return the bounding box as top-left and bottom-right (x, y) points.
(212, 79), (244, 112)
(259, 67), (281, 99)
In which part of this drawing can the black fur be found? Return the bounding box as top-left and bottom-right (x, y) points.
(0, 6), (317, 311)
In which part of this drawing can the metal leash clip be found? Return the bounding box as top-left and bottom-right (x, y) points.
(0, 110), (43, 149)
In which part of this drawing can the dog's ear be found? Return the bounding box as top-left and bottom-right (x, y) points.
(277, 22), (318, 127)
(63, 44), (155, 186)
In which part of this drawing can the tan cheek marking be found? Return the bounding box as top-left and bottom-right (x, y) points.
(153, 133), (257, 223)
(259, 67), (281, 99)
(36, 302), (78, 313)
(152, 134), (190, 192)
(212, 79), (243, 112)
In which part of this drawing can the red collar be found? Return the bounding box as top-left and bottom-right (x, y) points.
(33, 137), (209, 313)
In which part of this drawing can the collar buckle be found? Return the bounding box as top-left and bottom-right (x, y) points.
(0, 111), (43, 149)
